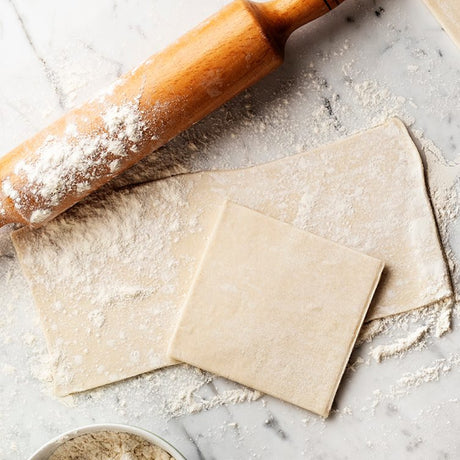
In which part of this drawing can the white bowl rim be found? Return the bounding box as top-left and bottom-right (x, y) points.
(27, 423), (187, 460)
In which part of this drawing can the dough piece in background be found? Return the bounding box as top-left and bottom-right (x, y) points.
(12, 118), (452, 395)
(201, 118), (452, 321)
(169, 201), (384, 417)
(423, 0), (460, 49)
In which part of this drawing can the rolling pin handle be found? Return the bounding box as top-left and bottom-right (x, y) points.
(250, 0), (345, 45)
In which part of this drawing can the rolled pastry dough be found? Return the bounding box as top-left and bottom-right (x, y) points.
(169, 201), (384, 417)
(423, 0), (460, 49)
(12, 118), (452, 395)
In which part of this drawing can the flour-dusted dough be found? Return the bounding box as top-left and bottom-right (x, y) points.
(12, 181), (224, 395)
(423, 0), (460, 49)
(169, 201), (384, 417)
(12, 118), (452, 395)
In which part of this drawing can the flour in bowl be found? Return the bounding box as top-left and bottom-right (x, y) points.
(48, 431), (174, 460)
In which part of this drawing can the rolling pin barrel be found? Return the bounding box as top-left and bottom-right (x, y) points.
(0, 0), (344, 227)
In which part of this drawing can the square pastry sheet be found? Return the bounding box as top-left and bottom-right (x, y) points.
(169, 201), (384, 417)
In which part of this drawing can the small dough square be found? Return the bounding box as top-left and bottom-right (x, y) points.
(169, 201), (384, 417)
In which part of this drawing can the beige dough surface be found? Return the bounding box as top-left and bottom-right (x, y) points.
(169, 201), (384, 418)
(12, 118), (452, 395)
(423, 0), (460, 49)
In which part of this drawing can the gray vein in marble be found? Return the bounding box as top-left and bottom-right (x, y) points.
(79, 40), (124, 78)
(8, 0), (66, 109)
(263, 414), (288, 441)
(180, 424), (207, 460)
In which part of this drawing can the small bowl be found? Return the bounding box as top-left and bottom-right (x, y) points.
(28, 423), (186, 460)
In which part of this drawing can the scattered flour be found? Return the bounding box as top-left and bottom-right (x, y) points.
(72, 365), (263, 420)
(393, 354), (460, 396)
(435, 303), (452, 337)
(369, 326), (429, 362)
(166, 383), (262, 417)
(355, 320), (387, 347)
(367, 353), (460, 412)
(356, 297), (455, 362)
(88, 309), (105, 329)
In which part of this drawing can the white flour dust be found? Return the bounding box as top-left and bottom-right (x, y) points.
(365, 353), (460, 414)
(355, 298), (455, 363)
(2, 100), (146, 224)
(68, 364), (262, 420)
(369, 326), (429, 363)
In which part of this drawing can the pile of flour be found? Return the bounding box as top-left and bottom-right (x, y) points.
(48, 431), (174, 460)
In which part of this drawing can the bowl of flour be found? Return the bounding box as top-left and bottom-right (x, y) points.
(28, 424), (186, 460)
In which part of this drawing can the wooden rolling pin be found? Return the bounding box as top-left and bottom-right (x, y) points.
(0, 0), (344, 227)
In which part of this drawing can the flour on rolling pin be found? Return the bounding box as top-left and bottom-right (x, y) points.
(3, 101), (146, 224)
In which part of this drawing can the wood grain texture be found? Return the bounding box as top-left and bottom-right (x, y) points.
(251, 0), (345, 44)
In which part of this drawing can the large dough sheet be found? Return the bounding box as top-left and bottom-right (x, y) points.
(169, 201), (384, 418)
(12, 118), (452, 395)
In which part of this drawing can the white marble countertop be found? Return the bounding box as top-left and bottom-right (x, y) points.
(0, 0), (459, 458)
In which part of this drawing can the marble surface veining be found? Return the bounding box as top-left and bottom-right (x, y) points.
(0, 0), (459, 459)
